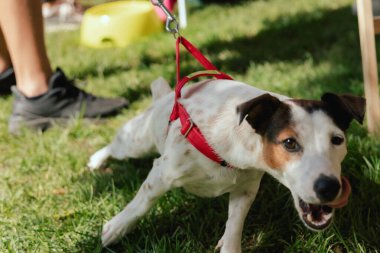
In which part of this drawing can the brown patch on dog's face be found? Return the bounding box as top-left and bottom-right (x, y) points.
(263, 128), (301, 169)
(237, 94), (300, 169)
(237, 94), (293, 141)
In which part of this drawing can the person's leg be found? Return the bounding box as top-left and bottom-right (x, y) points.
(0, 27), (16, 95)
(0, 28), (12, 73)
(0, 0), (51, 97)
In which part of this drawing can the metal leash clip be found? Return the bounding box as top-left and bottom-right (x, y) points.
(151, 0), (180, 37)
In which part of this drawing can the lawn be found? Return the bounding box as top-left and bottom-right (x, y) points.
(1, 0), (380, 252)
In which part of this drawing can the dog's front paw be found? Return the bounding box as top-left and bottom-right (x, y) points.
(215, 237), (242, 253)
(88, 147), (110, 171)
(215, 238), (224, 251)
(101, 218), (125, 247)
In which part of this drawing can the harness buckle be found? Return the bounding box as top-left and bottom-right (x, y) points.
(183, 118), (194, 137)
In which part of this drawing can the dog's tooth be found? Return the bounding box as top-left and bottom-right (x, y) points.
(322, 212), (332, 222)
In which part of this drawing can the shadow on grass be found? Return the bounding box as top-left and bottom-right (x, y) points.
(74, 64), (133, 79)
(120, 85), (152, 104)
(198, 7), (366, 96)
(204, 8), (355, 65)
(89, 155), (158, 197)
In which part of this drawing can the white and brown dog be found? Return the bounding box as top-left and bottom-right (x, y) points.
(88, 77), (365, 252)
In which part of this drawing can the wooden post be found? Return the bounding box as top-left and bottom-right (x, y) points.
(356, 0), (380, 135)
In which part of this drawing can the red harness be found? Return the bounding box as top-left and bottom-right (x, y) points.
(169, 36), (234, 168)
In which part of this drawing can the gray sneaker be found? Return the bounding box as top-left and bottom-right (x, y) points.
(9, 68), (129, 134)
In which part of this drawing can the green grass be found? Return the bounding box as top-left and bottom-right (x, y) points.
(1, 0), (380, 252)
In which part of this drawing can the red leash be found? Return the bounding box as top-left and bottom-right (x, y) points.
(169, 36), (234, 167)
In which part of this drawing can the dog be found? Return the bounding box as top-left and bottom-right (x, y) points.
(88, 77), (365, 252)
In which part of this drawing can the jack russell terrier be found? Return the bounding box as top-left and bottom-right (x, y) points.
(88, 77), (365, 252)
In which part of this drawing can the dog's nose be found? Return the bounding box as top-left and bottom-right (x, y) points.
(313, 175), (341, 202)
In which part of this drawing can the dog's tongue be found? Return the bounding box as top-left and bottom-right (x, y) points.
(327, 176), (351, 208)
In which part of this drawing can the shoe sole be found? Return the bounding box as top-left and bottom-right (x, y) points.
(8, 116), (106, 135)
(8, 101), (128, 134)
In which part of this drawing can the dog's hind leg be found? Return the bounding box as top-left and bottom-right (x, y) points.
(88, 77), (171, 171)
(101, 156), (174, 246)
(87, 146), (112, 170)
(216, 173), (263, 253)
(88, 110), (157, 170)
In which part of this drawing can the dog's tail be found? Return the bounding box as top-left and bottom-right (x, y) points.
(150, 77), (172, 102)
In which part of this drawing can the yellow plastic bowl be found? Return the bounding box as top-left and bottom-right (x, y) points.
(80, 1), (163, 48)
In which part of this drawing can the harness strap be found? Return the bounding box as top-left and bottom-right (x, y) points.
(169, 36), (234, 168)
(169, 69), (232, 122)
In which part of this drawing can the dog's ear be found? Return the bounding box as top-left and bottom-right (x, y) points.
(237, 94), (284, 135)
(321, 93), (366, 129)
(151, 77), (172, 102)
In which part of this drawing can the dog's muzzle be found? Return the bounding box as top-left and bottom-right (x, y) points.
(297, 176), (351, 230)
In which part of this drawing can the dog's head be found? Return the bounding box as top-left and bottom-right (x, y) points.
(237, 92), (365, 231)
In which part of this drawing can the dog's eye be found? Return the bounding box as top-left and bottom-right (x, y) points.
(331, 135), (344, 145)
(282, 138), (301, 152)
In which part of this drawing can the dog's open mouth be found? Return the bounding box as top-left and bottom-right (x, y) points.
(298, 176), (351, 231)
(299, 198), (334, 230)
